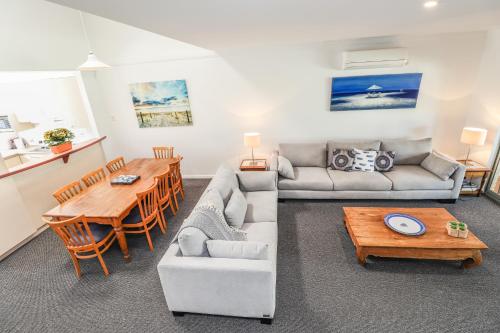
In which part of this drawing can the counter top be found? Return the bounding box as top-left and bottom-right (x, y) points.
(0, 136), (106, 179)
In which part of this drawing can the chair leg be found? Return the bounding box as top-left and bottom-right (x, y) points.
(179, 184), (185, 200)
(69, 251), (81, 278)
(172, 190), (179, 210)
(169, 196), (177, 215)
(157, 212), (166, 234)
(95, 250), (110, 276)
(144, 227), (154, 252)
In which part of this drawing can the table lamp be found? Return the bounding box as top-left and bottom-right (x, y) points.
(244, 132), (261, 165)
(460, 127), (487, 166)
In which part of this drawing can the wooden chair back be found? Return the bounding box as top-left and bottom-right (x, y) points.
(153, 146), (174, 159)
(154, 171), (171, 205)
(106, 156), (125, 173)
(170, 156), (182, 185)
(53, 181), (84, 204)
(45, 215), (97, 250)
(81, 167), (106, 187)
(136, 179), (160, 225)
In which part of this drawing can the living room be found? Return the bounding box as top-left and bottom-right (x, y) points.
(1, 0), (499, 332)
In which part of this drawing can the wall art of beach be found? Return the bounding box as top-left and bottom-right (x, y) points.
(129, 79), (193, 128)
(330, 73), (423, 111)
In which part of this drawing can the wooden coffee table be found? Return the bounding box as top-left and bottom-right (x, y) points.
(343, 207), (488, 268)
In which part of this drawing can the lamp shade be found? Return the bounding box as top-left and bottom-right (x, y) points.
(244, 132), (261, 148)
(460, 127), (487, 146)
(79, 52), (111, 71)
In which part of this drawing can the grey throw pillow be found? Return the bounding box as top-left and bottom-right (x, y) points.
(352, 148), (377, 172)
(375, 151), (396, 172)
(224, 188), (247, 228)
(207, 240), (268, 260)
(421, 152), (459, 180)
(277, 156), (295, 179)
(330, 149), (355, 171)
(178, 227), (209, 257)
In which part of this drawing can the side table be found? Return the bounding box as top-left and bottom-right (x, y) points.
(457, 159), (491, 197)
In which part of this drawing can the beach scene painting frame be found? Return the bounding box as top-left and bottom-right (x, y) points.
(129, 79), (193, 128)
(330, 73), (423, 111)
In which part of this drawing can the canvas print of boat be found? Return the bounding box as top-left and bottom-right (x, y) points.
(129, 79), (193, 127)
(330, 73), (423, 111)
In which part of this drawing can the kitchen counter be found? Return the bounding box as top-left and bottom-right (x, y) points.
(0, 136), (106, 179)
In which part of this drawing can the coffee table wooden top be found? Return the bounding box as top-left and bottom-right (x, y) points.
(343, 207), (487, 250)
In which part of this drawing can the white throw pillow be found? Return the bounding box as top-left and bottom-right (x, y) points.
(206, 240), (269, 260)
(278, 156), (295, 179)
(352, 148), (377, 172)
(224, 188), (247, 228)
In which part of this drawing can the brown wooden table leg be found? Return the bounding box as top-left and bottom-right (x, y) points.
(463, 250), (482, 269)
(356, 247), (367, 266)
(113, 218), (131, 262)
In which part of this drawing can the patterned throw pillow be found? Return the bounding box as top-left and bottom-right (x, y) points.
(375, 151), (396, 172)
(352, 148), (377, 172)
(330, 149), (356, 171)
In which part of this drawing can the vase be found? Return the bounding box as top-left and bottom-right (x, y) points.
(51, 141), (72, 154)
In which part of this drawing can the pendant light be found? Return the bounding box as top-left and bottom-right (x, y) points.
(78, 11), (110, 71)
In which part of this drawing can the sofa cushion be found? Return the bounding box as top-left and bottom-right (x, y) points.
(196, 188), (225, 212)
(327, 140), (381, 166)
(206, 240), (268, 260)
(277, 156), (295, 179)
(327, 170), (393, 191)
(383, 165), (454, 190)
(375, 151), (396, 172)
(241, 222), (277, 264)
(420, 152), (459, 181)
(279, 143), (327, 167)
(330, 149), (355, 171)
(352, 149), (377, 172)
(381, 138), (432, 165)
(208, 164), (238, 205)
(243, 191), (278, 223)
(224, 188), (247, 228)
(178, 227), (209, 257)
(278, 167), (334, 191)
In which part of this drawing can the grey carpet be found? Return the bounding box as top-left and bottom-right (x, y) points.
(1, 179), (499, 333)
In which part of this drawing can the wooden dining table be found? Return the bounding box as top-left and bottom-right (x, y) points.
(43, 158), (175, 262)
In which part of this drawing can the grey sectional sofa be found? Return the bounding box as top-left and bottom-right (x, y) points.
(273, 138), (465, 202)
(157, 165), (278, 324)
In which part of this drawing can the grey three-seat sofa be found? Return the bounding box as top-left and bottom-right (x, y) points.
(272, 138), (465, 202)
(157, 165), (278, 324)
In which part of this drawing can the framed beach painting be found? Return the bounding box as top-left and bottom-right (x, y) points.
(330, 73), (423, 111)
(129, 79), (193, 128)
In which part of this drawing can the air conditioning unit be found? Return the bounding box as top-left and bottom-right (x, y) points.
(342, 48), (409, 70)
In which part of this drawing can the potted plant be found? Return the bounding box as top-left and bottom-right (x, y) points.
(43, 128), (75, 154)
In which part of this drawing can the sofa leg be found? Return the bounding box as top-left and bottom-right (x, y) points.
(260, 318), (273, 325)
(278, 198), (285, 203)
(438, 199), (457, 204)
(172, 311), (185, 317)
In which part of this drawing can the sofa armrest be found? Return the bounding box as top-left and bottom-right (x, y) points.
(237, 171), (277, 192)
(157, 243), (276, 318)
(433, 150), (466, 199)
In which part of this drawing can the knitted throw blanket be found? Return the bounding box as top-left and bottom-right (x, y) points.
(172, 204), (247, 244)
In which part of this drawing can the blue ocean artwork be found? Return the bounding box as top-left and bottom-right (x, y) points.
(330, 73), (423, 111)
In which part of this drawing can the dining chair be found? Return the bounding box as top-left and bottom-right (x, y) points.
(169, 155), (185, 210)
(42, 215), (117, 278)
(155, 170), (176, 227)
(53, 181), (84, 204)
(153, 146), (174, 159)
(81, 167), (106, 188)
(122, 179), (165, 251)
(106, 156), (126, 173)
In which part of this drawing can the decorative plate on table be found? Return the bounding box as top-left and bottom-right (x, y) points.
(384, 213), (426, 236)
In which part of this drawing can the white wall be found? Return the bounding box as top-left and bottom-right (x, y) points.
(87, 31), (487, 175)
(469, 28), (500, 166)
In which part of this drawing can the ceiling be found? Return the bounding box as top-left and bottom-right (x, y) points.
(46, 0), (500, 49)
